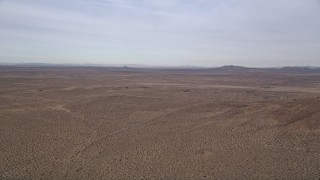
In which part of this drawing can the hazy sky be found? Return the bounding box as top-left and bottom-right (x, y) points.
(0, 0), (320, 67)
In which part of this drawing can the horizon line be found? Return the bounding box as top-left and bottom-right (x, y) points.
(0, 62), (319, 69)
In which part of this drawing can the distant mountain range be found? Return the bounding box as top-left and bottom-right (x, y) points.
(209, 65), (320, 73)
(1, 63), (320, 73)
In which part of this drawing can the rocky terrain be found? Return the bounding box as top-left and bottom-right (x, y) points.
(0, 66), (320, 179)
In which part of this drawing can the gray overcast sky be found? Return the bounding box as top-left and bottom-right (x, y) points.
(0, 0), (320, 67)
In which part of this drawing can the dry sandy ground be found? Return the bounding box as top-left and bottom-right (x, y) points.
(0, 67), (320, 179)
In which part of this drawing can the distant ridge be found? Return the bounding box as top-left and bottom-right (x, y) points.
(211, 65), (320, 73)
(1, 63), (320, 73)
(280, 66), (320, 73)
(213, 65), (253, 72)
(216, 65), (248, 69)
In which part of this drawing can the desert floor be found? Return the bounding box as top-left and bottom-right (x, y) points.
(1, 67), (320, 179)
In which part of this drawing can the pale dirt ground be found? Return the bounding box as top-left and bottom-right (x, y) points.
(0, 67), (320, 179)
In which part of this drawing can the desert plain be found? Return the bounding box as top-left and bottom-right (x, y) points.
(0, 66), (320, 179)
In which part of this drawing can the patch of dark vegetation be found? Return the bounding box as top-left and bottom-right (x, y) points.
(76, 168), (82, 172)
(246, 90), (255, 94)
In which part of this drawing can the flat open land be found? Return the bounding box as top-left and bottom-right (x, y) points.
(1, 66), (320, 179)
